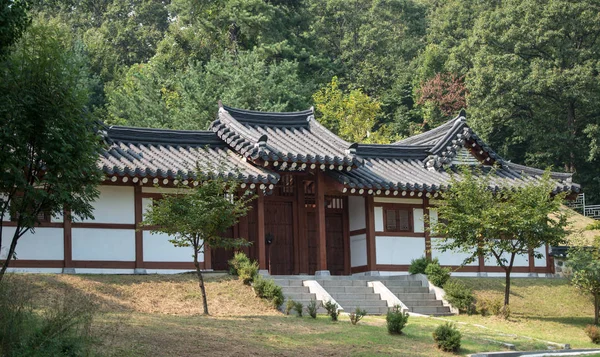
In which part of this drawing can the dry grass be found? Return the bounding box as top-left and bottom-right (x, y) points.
(563, 206), (600, 245)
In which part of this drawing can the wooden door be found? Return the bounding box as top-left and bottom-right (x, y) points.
(265, 201), (294, 275)
(326, 213), (345, 275)
(306, 211), (317, 274)
(211, 227), (235, 271)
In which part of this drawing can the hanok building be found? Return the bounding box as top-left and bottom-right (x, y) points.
(1, 106), (579, 276)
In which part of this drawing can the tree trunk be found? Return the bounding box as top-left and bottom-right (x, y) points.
(504, 268), (511, 306)
(0, 229), (21, 283)
(193, 249), (209, 315)
(595, 291), (599, 325)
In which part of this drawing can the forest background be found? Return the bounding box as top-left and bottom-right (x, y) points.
(8, 0), (600, 202)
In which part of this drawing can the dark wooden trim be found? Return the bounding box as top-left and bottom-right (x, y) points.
(63, 209), (73, 268)
(376, 264), (411, 271)
(134, 185), (144, 269)
(423, 198), (432, 260)
(374, 231), (425, 237)
(72, 260), (136, 269)
(140, 193), (164, 199)
(257, 191), (266, 270)
(71, 223), (136, 229)
(342, 196), (351, 275)
(238, 210), (250, 256)
(481, 265), (540, 273)
(349, 228), (367, 236)
(315, 169), (327, 271)
(7, 260), (64, 268)
(292, 182), (300, 275)
(365, 196), (377, 271)
(528, 247), (535, 273)
(296, 176), (308, 274)
(144, 261), (203, 270)
(478, 254), (485, 272)
(351, 265), (368, 274)
(374, 203), (424, 210)
(2, 221), (63, 228)
(261, 195), (295, 202)
(203, 245), (212, 269)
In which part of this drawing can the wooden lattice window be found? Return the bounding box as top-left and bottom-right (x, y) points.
(384, 208), (412, 232)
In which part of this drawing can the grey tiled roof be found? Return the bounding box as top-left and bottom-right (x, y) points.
(210, 105), (361, 168)
(100, 126), (280, 184)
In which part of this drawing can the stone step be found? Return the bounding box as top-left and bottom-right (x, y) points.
(381, 280), (424, 287)
(410, 306), (451, 315)
(395, 293), (436, 300)
(335, 299), (388, 307)
(272, 279), (305, 287)
(316, 280), (368, 287)
(344, 305), (389, 315)
(328, 293), (382, 301)
(284, 293), (316, 301)
(279, 286), (311, 294)
(401, 299), (443, 307)
(384, 286), (430, 294)
(324, 286), (374, 294)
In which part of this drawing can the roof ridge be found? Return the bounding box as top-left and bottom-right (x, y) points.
(106, 126), (224, 146)
(221, 105), (313, 126)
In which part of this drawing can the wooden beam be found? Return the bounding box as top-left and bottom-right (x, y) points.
(343, 196), (351, 275)
(134, 185), (144, 269)
(63, 208), (72, 269)
(365, 196), (377, 271)
(315, 169), (327, 271)
(257, 190), (266, 270)
(423, 197), (432, 260)
(296, 176), (308, 274)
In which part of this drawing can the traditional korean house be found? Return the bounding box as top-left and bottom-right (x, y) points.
(1, 105), (579, 276)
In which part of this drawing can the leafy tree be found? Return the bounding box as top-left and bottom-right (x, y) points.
(143, 174), (254, 315)
(313, 77), (392, 144)
(432, 167), (569, 306)
(568, 242), (600, 325)
(0, 20), (102, 281)
(0, 0), (29, 56)
(416, 73), (468, 129)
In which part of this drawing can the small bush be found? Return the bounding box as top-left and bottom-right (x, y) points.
(585, 324), (600, 344)
(238, 260), (259, 285)
(252, 275), (284, 309)
(443, 280), (475, 314)
(433, 322), (462, 352)
(586, 221), (600, 231)
(285, 299), (295, 315)
(349, 307), (367, 325)
(408, 256), (433, 275)
(293, 302), (304, 317)
(228, 251), (250, 275)
(425, 261), (451, 287)
(323, 300), (339, 321)
(498, 304), (511, 319)
(386, 305), (409, 334)
(307, 300), (318, 319)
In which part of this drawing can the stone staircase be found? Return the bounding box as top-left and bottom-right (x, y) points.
(271, 275), (453, 316)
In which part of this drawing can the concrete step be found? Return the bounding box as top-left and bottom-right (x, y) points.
(328, 293), (382, 301)
(316, 280), (368, 287)
(341, 305), (389, 315)
(395, 292), (436, 300)
(384, 286), (430, 294)
(410, 306), (451, 315)
(335, 299), (388, 307)
(284, 293), (316, 301)
(271, 279), (305, 287)
(381, 280), (424, 287)
(401, 299), (442, 307)
(279, 286), (311, 294)
(324, 286), (374, 294)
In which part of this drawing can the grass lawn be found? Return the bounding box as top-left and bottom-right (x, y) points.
(4, 273), (599, 356)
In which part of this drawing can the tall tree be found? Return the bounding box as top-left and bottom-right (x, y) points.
(432, 168), (568, 307)
(0, 20), (102, 280)
(0, 0), (29, 56)
(143, 175), (253, 315)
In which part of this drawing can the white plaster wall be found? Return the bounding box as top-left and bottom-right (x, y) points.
(484, 249), (529, 267)
(142, 197), (153, 216)
(348, 196), (366, 231)
(431, 238), (478, 266)
(534, 246), (547, 267)
(375, 236), (426, 265)
(72, 228), (135, 261)
(52, 211), (63, 223)
(429, 209), (438, 235)
(143, 231), (199, 262)
(142, 187), (180, 194)
(350, 234), (367, 267)
(374, 197), (422, 204)
(81, 186), (134, 224)
(413, 208), (424, 233)
(0, 227), (63, 260)
(374, 207), (384, 231)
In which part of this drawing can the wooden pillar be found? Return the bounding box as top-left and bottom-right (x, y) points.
(134, 185), (144, 270)
(239, 213), (249, 256)
(204, 246), (212, 270)
(528, 247), (536, 273)
(63, 208), (73, 269)
(423, 197), (432, 261)
(296, 176), (308, 274)
(343, 196), (351, 275)
(257, 190), (267, 270)
(478, 250), (485, 272)
(365, 195), (377, 271)
(315, 169), (327, 272)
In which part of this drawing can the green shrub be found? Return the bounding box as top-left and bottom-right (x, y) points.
(238, 260), (259, 285)
(285, 299), (295, 315)
(349, 307), (367, 325)
(433, 322), (462, 352)
(425, 261), (451, 287)
(323, 300), (339, 321)
(386, 305), (409, 334)
(0, 276), (98, 357)
(307, 300), (318, 319)
(476, 296), (507, 317)
(409, 257), (436, 275)
(443, 280), (475, 314)
(252, 275), (284, 309)
(586, 324), (600, 344)
(228, 251), (250, 275)
(586, 221), (600, 231)
(293, 302), (304, 317)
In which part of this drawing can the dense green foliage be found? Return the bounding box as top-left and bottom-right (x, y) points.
(307, 299), (318, 319)
(386, 305), (409, 335)
(252, 275), (284, 309)
(408, 256), (433, 275)
(424, 260), (451, 287)
(567, 241), (600, 325)
(15, 0), (600, 201)
(229, 252), (259, 285)
(432, 322), (462, 352)
(323, 300), (339, 321)
(443, 280), (475, 315)
(432, 168), (568, 306)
